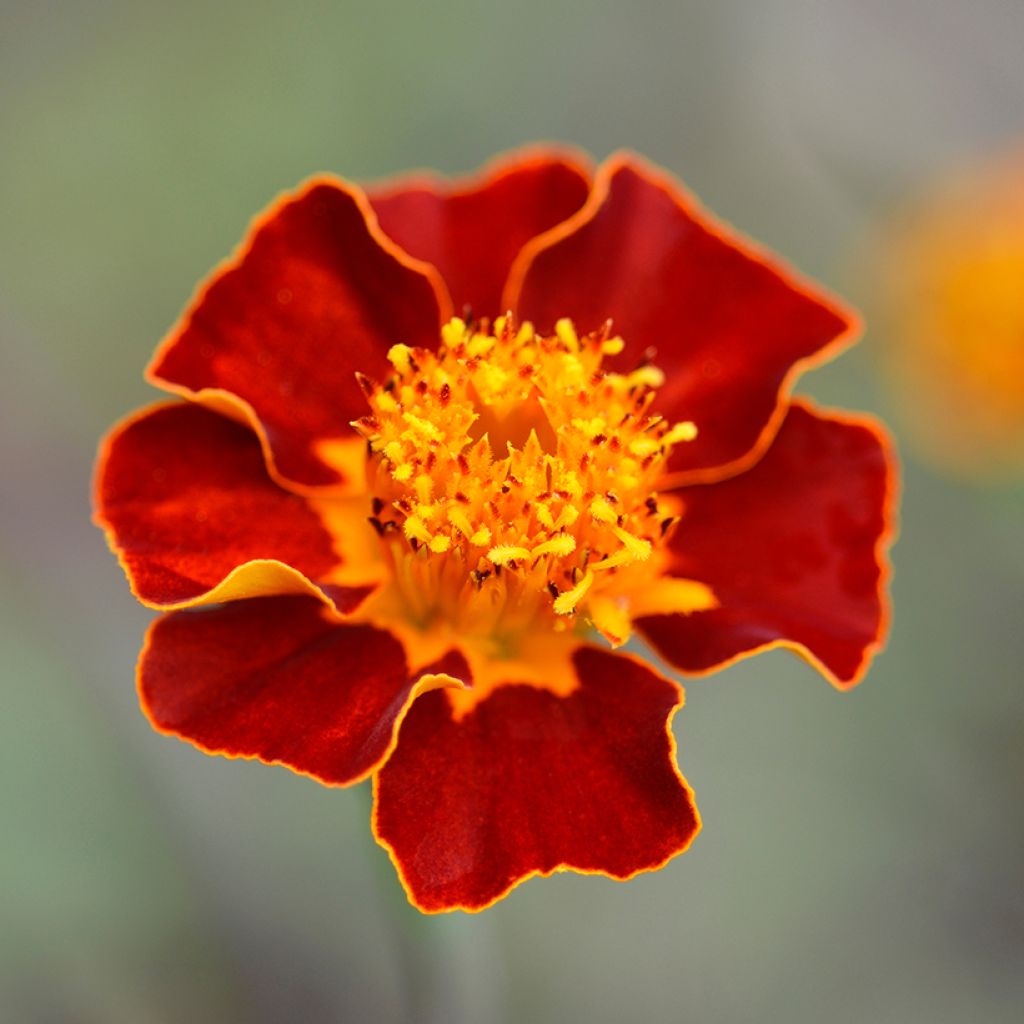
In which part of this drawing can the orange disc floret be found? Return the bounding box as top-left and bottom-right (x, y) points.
(352, 314), (713, 650)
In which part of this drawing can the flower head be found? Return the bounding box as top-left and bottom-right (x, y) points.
(95, 148), (896, 912)
(866, 146), (1024, 481)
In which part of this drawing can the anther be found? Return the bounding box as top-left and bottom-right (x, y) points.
(487, 545), (532, 567)
(553, 569), (594, 615)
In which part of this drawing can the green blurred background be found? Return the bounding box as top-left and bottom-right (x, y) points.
(2, 1), (1022, 1021)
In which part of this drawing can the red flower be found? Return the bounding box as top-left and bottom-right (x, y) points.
(95, 147), (896, 913)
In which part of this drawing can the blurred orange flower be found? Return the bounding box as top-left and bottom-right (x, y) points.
(95, 147), (895, 912)
(868, 147), (1024, 480)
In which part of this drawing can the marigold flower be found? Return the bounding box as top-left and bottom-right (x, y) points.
(95, 147), (896, 913)
(865, 146), (1024, 480)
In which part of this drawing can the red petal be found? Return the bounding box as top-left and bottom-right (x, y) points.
(507, 154), (858, 482)
(368, 147), (591, 319)
(139, 596), (463, 786)
(94, 403), (372, 611)
(373, 647), (700, 913)
(148, 178), (450, 490)
(638, 402), (897, 688)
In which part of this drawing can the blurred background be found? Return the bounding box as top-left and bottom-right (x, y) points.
(2, 0), (1022, 1021)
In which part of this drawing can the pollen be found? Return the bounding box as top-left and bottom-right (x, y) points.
(352, 315), (700, 649)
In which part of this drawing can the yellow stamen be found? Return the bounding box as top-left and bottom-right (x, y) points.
(531, 535), (576, 559)
(611, 525), (652, 561)
(589, 496), (617, 524)
(376, 391), (399, 414)
(555, 318), (579, 351)
(403, 516), (431, 544)
(553, 569), (594, 615)
(357, 314), (702, 652)
(440, 317), (466, 347)
(414, 474), (433, 505)
(627, 365), (666, 389)
(447, 506), (475, 538)
(664, 420), (698, 444)
(591, 548), (636, 572)
(487, 545), (532, 567)
(387, 343), (414, 373)
(402, 411), (442, 441)
(467, 331), (495, 358)
(628, 436), (662, 458)
(535, 504), (555, 529)
(553, 505), (579, 530)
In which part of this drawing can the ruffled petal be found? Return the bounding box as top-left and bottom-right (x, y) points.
(638, 402), (897, 688)
(138, 596), (464, 786)
(373, 647), (700, 913)
(507, 154), (858, 482)
(94, 403), (374, 611)
(148, 178), (450, 490)
(368, 147), (591, 320)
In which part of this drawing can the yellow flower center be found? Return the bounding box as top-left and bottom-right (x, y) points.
(352, 315), (712, 663)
